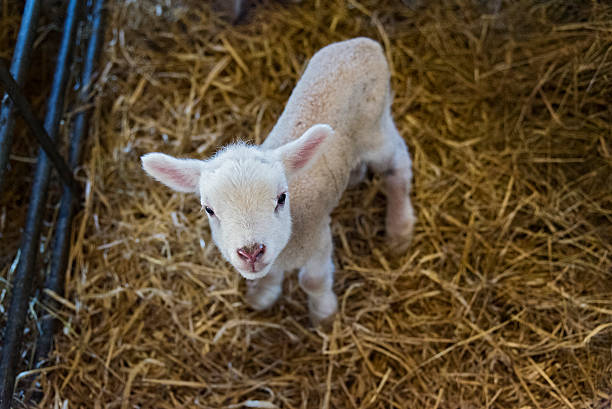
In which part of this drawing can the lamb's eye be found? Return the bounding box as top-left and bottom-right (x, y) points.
(204, 206), (215, 216)
(275, 193), (286, 211)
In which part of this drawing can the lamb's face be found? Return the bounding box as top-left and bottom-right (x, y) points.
(141, 124), (332, 281)
(201, 147), (292, 279)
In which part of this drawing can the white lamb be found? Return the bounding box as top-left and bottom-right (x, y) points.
(141, 37), (415, 324)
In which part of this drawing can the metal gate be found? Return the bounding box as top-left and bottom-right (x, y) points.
(0, 0), (106, 407)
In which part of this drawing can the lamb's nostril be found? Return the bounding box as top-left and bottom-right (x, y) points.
(237, 248), (250, 262)
(237, 244), (266, 263)
(253, 244), (265, 259)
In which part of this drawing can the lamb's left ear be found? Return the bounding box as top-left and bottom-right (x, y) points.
(141, 153), (205, 193)
(276, 124), (333, 178)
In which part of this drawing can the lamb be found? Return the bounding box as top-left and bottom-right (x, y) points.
(141, 37), (415, 324)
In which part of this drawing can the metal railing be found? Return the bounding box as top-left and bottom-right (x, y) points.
(0, 0), (105, 407)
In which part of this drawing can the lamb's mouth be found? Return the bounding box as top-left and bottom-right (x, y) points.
(237, 264), (271, 280)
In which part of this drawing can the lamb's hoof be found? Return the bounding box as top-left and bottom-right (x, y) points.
(309, 292), (338, 328)
(245, 284), (281, 311)
(386, 215), (415, 255)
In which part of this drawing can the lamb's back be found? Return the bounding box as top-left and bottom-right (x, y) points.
(262, 38), (391, 271)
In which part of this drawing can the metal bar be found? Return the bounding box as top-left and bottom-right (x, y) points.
(0, 0), (83, 407)
(0, 0), (41, 195)
(0, 59), (79, 195)
(34, 0), (105, 375)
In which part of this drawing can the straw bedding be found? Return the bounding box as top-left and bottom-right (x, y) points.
(1, 0), (611, 407)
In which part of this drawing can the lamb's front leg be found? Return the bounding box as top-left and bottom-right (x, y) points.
(245, 267), (284, 311)
(299, 224), (338, 325)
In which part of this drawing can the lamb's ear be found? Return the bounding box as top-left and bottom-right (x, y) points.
(141, 153), (204, 193)
(276, 124), (332, 178)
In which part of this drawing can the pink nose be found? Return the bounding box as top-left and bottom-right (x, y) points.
(237, 244), (266, 264)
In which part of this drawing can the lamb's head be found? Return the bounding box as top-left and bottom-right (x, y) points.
(141, 124), (332, 280)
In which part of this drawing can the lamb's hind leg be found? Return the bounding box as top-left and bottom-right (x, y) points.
(363, 111), (416, 251)
(299, 222), (338, 325)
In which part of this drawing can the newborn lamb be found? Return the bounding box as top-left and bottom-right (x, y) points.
(141, 37), (415, 324)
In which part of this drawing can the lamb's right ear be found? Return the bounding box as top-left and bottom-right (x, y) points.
(141, 153), (205, 193)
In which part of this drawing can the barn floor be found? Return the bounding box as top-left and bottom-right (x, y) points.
(1, 0), (611, 408)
